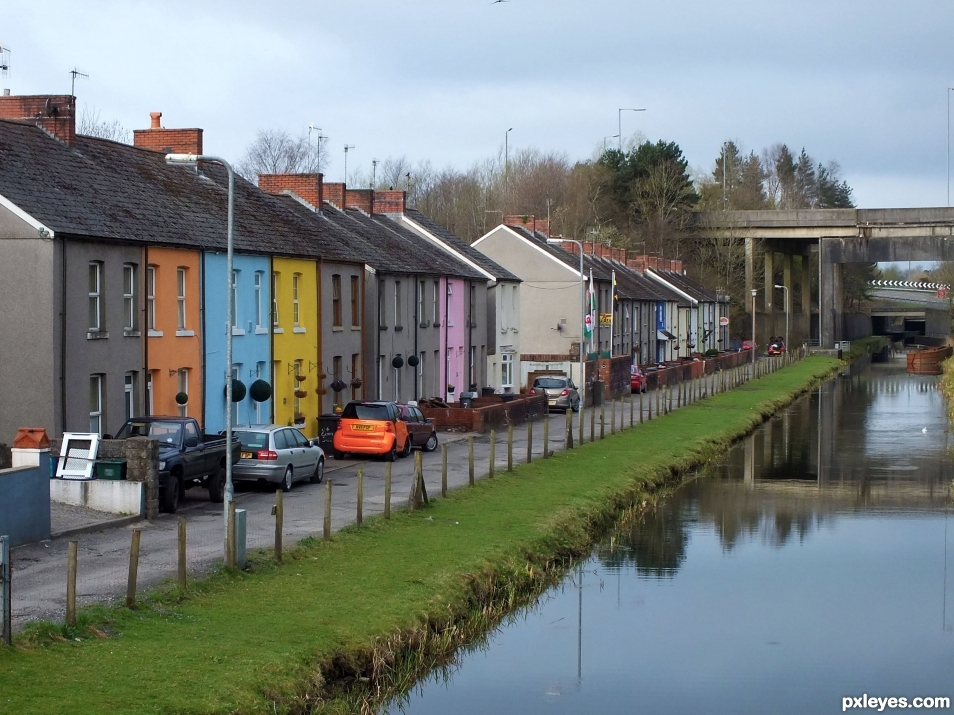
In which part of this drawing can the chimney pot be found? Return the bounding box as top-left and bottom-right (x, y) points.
(149, 111), (162, 129)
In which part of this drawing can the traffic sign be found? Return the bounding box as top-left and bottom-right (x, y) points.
(719, 316), (730, 326)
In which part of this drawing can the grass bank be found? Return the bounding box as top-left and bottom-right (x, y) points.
(847, 335), (890, 361)
(0, 357), (840, 715)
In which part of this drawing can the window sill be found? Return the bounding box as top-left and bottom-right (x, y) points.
(351, 325), (361, 331)
(124, 330), (141, 338)
(147, 330), (163, 338)
(379, 325), (388, 331)
(176, 330), (195, 337)
(231, 327), (246, 336)
(255, 327), (269, 335)
(395, 325), (404, 332)
(293, 327), (306, 334)
(87, 331), (109, 340)
(332, 326), (344, 332)
(433, 322), (441, 328)
(273, 328), (284, 334)
(419, 321), (430, 329)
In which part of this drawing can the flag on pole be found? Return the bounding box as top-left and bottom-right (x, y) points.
(610, 270), (616, 356)
(584, 269), (596, 351)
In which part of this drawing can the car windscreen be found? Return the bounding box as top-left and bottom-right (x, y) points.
(534, 378), (566, 389)
(341, 403), (391, 420)
(234, 431), (269, 450)
(115, 420), (182, 445)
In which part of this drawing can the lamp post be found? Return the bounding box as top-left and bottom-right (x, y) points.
(774, 284), (789, 355)
(343, 144), (355, 182)
(165, 153), (236, 550)
(603, 134), (619, 153)
(618, 108), (646, 152)
(547, 238), (586, 409)
(948, 88), (954, 206)
(505, 127), (513, 175)
(751, 289), (758, 372)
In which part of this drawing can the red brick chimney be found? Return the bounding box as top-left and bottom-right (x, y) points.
(0, 94), (76, 144)
(344, 189), (373, 213)
(133, 111), (203, 155)
(372, 190), (406, 215)
(323, 182), (346, 207)
(258, 173), (323, 208)
(504, 215), (536, 234)
(673, 260), (684, 274)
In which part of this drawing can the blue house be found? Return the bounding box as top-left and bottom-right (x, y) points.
(202, 252), (273, 433)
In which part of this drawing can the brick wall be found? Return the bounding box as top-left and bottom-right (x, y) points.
(345, 189), (373, 213)
(323, 182), (346, 207)
(503, 215), (549, 237)
(0, 94), (76, 144)
(259, 173), (323, 207)
(420, 394), (547, 433)
(132, 111), (203, 154)
(372, 190), (406, 214)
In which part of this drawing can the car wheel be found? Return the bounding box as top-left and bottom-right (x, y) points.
(333, 449), (344, 460)
(423, 433), (438, 453)
(400, 435), (413, 458)
(160, 475), (181, 513)
(208, 467), (225, 503)
(280, 466), (293, 492)
(310, 457), (324, 484)
(572, 400), (580, 413)
(384, 441), (397, 462)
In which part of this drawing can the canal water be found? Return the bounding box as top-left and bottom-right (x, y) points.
(384, 362), (954, 715)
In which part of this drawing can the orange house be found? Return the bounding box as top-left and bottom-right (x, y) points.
(144, 246), (204, 423)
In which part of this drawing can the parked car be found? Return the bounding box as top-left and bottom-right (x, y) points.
(630, 365), (647, 393)
(110, 416), (242, 513)
(767, 337), (786, 355)
(530, 376), (581, 413)
(397, 403), (439, 453)
(728, 339), (743, 353)
(741, 340), (756, 352)
(231, 425), (324, 492)
(333, 401), (410, 461)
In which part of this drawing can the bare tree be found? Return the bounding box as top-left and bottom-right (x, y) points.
(77, 107), (130, 143)
(237, 129), (327, 184)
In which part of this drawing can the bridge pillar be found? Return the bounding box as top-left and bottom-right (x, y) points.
(819, 238), (844, 346)
(800, 254), (811, 316)
(764, 250), (774, 313)
(745, 237), (754, 313)
(782, 253), (793, 316)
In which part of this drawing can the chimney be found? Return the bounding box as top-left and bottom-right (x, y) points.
(133, 111), (203, 154)
(323, 182), (346, 207)
(535, 219), (550, 237)
(504, 215), (536, 234)
(673, 260), (684, 274)
(581, 241), (595, 256)
(258, 173), (323, 208)
(0, 94), (76, 144)
(344, 188), (373, 213)
(561, 241), (580, 255)
(372, 190), (406, 215)
(627, 257), (646, 273)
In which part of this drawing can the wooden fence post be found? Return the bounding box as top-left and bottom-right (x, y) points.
(468, 436), (475, 485)
(275, 490), (284, 562)
(489, 430), (496, 478)
(177, 517), (187, 591)
(527, 419), (533, 463)
(385, 463), (392, 518)
(507, 425), (514, 471)
(355, 469), (363, 527)
(611, 398), (616, 435)
(565, 409), (573, 449)
(125, 529), (141, 609)
(66, 540), (77, 627)
(639, 389), (644, 423)
(543, 416), (550, 458)
(0, 535), (9, 646)
(599, 401), (605, 439)
(323, 480), (332, 540)
(441, 445), (448, 497)
(578, 405), (585, 446)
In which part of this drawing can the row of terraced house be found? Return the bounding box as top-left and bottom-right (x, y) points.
(0, 91), (728, 441)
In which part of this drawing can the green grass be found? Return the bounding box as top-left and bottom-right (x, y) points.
(0, 357), (840, 715)
(847, 335), (890, 361)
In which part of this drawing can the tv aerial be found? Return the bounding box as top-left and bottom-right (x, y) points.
(0, 44), (10, 78)
(70, 67), (88, 97)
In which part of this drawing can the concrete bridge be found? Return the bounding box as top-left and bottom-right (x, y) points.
(696, 208), (954, 346)
(868, 280), (951, 344)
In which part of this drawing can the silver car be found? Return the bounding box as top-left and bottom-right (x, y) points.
(232, 425), (324, 492)
(530, 376), (581, 413)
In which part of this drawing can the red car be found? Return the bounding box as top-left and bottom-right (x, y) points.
(630, 365), (647, 393)
(767, 337), (786, 356)
(741, 340), (756, 352)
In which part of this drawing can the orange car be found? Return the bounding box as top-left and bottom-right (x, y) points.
(332, 401), (410, 462)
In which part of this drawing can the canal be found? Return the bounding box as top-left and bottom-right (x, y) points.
(384, 361), (954, 715)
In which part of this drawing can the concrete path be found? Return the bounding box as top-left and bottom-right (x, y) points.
(8, 369), (751, 630)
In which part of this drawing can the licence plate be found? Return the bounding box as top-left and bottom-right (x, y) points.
(548, 400), (556, 405)
(240, 451), (253, 459)
(352, 424), (374, 431)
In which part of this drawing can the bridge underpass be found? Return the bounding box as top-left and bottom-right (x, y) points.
(869, 282), (950, 346)
(697, 208), (954, 347)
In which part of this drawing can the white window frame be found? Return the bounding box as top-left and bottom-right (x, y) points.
(146, 371), (154, 415)
(293, 273), (301, 327)
(418, 281), (425, 325)
(177, 368), (189, 417)
(501, 353), (514, 390)
(432, 280), (439, 324)
(89, 374), (104, 434)
(123, 263), (137, 332)
(332, 274), (342, 328)
(254, 271), (263, 330)
(88, 261), (102, 332)
(177, 267), (187, 331)
(146, 266), (157, 332)
(230, 270), (239, 330)
(394, 281), (402, 327)
(124, 372), (135, 421)
(271, 272), (280, 328)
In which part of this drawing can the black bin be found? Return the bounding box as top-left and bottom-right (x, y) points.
(481, 386), (495, 397)
(317, 414), (341, 452)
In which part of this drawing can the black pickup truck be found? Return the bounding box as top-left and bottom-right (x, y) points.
(112, 416), (242, 513)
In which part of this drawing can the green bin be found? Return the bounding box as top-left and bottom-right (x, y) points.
(592, 379), (605, 406)
(94, 459), (127, 480)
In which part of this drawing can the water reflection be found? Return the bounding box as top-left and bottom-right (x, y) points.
(386, 363), (954, 715)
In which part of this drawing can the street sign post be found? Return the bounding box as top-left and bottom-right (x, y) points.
(719, 316), (730, 326)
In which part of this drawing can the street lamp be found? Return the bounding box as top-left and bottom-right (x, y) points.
(751, 289), (758, 373)
(165, 153), (236, 554)
(774, 284), (789, 357)
(618, 108), (646, 152)
(505, 127), (513, 175)
(343, 145), (355, 183)
(948, 88), (954, 207)
(547, 238), (586, 409)
(603, 134), (619, 153)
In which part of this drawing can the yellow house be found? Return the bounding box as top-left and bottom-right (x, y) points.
(271, 257), (320, 437)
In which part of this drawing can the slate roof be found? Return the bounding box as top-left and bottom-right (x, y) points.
(404, 209), (521, 282)
(0, 119), (372, 264)
(649, 269), (720, 302)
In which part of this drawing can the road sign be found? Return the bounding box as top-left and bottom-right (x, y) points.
(719, 316), (730, 326)
(939, 287), (948, 300)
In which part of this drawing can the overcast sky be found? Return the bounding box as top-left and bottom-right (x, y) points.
(3, 0), (952, 207)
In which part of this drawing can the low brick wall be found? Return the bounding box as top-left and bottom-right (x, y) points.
(420, 394), (548, 434)
(644, 350), (754, 391)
